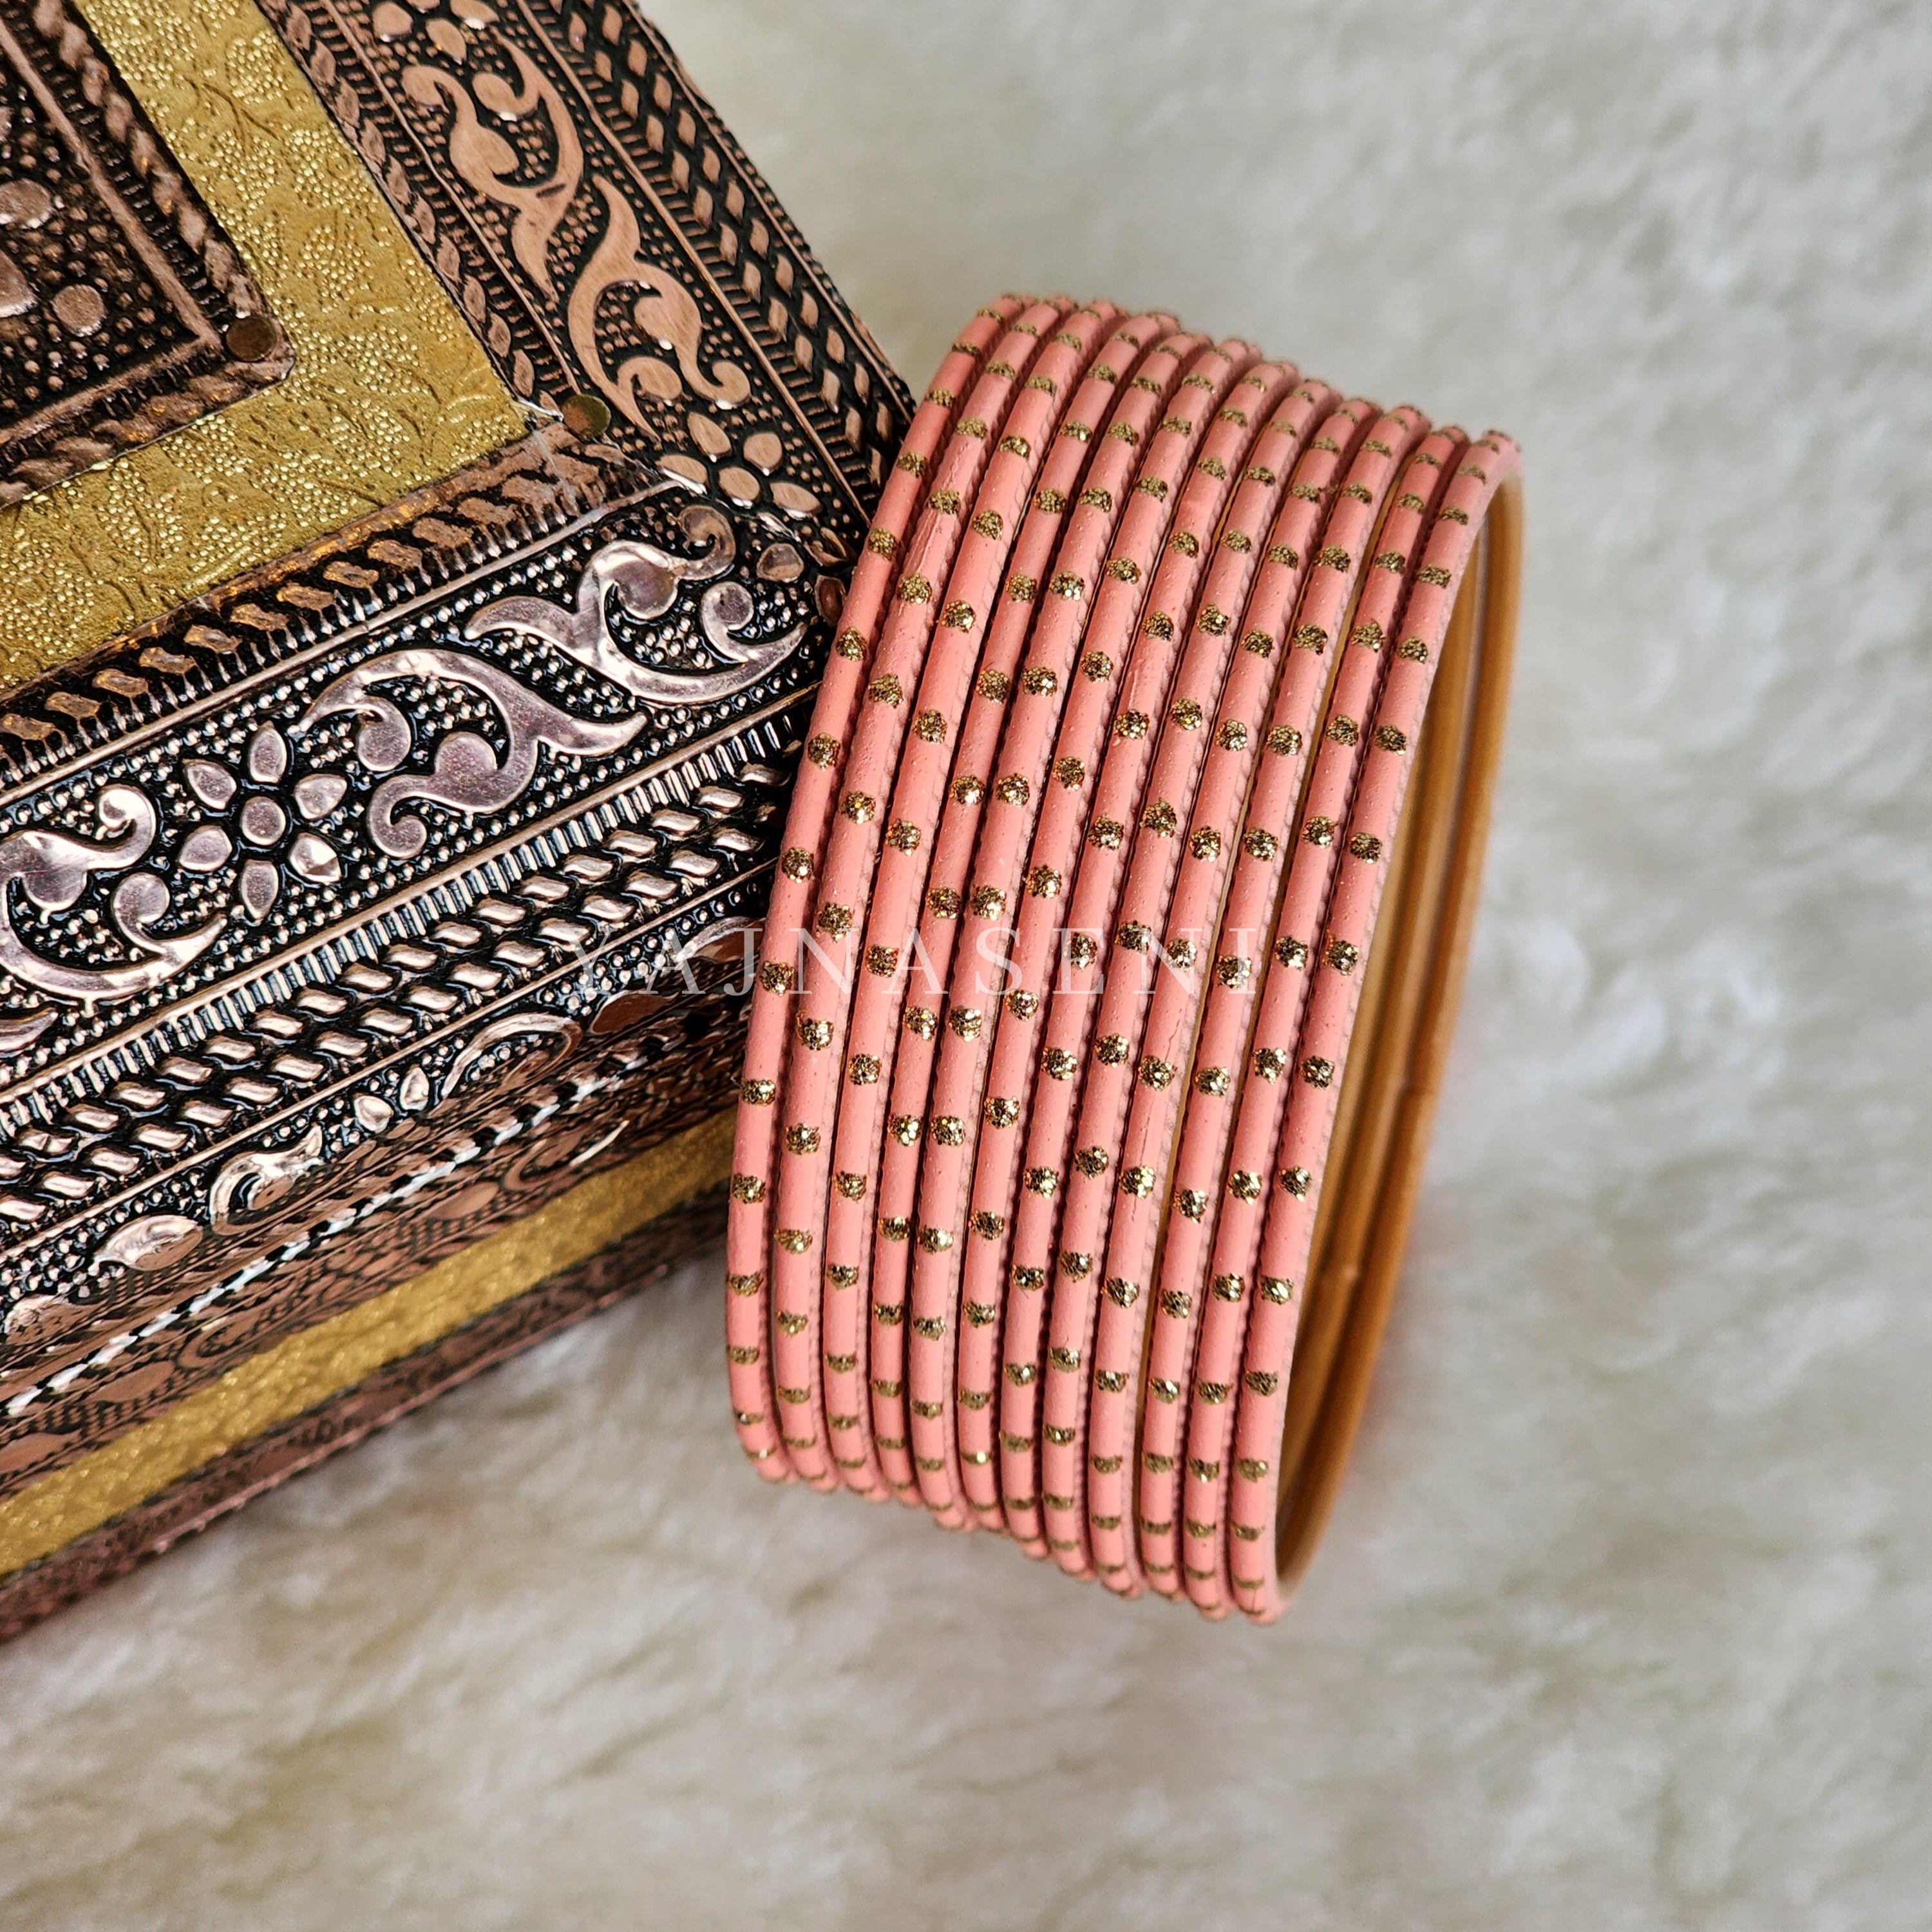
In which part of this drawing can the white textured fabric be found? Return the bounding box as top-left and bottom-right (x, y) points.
(2, 3), (1926, 1924)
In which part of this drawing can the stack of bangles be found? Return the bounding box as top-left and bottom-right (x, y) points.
(725, 296), (1523, 1622)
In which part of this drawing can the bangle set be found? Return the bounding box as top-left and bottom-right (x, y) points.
(728, 296), (1522, 1620)
(726, 298), (1024, 1477)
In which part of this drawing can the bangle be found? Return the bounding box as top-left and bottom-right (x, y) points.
(1029, 355), (1294, 1577)
(1137, 393), (1376, 1557)
(733, 299), (1524, 1621)
(884, 316), (1182, 1520)
(1168, 417), (1454, 1602)
(819, 301), (1119, 1502)
(724, 298), (1022, 1480)
(1220, 436), (1522, 1620)
(1063, 374), (1320, 1588)
(886, 325), (1204, 1534)
(916, 330), (1215, 1528)
(771, 299), (1072, 1486)
(973, 340), (1262, 1544)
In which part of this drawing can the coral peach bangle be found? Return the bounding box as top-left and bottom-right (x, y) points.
(972, 343), (1259, 1522)
(867, 328), (1202, 1529)
(1161, 416), (1454, 1607)
(816, 302), (1121, 1502)
(770, 299), (1071, 1486)
(1028, 360), (1298, 1578)
(853, 318), (1193, 1512)
(971, 342), (1264, 1544)
(730, 298), (1523, 1625)
(855, 320), (1180, 1504)
(1092, 397), (1386, 1587)
(1224, 436), (1523, 1622)
(1061, 381), (1328, 1589)
(726, 298), (1019, 1479)
(1135, 398), (1379, 1500)
(858, 321), (1189, 1504)
(1093, 381), (1343, 1589)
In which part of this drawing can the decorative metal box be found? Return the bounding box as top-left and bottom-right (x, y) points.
(0, 0), (904, 1635)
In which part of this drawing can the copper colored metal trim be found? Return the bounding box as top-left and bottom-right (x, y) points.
(0, 1182), (728, 1644)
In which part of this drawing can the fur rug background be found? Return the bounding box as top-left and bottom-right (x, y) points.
(2, 2), (1926, 1925)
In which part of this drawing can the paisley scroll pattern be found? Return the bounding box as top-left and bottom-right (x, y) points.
(249, 0), (917, 621)
(464, 504), (803, 706)
(400, 46), (580, 296)
(0, 787), (223, 1006)
(0, 485), (808, 1014)
(0, 418), (824, 1523)
(440, 1012), (581, 1101)
(296, 648), (648, 860)
(299, 516), (803, 858)
(391, 17), (752, 422)
(567, 176), (753, 419)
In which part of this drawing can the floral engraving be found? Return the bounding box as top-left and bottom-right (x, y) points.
(299, 513), (802, 856)
(0, 469), (806, 1027)
(182, 724), (346, 925)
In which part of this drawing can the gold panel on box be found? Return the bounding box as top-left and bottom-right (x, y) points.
(0, 0), (527, 679)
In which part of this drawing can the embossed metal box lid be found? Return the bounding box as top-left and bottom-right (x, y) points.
(0, 0), (905, 1635)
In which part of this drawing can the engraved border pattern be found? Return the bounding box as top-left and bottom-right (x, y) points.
(0, 428), (815, 1480)
(260, 0), (911, 515)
